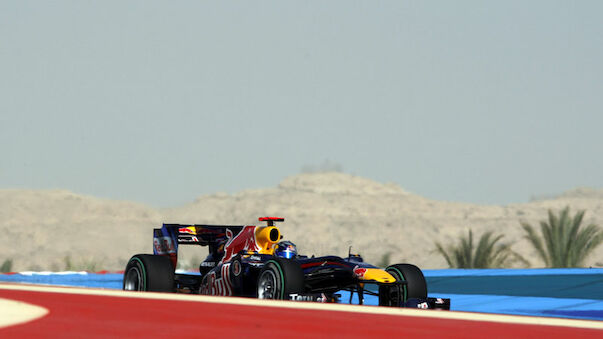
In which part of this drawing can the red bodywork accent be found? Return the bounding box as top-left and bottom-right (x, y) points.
(353, 267), (368, 278)
(220, 226), (259, 264)
(259, 217), (284, 222)
(258, 217), (284, 226)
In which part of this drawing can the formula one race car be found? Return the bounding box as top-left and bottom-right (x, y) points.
(123, 217), (449, 309)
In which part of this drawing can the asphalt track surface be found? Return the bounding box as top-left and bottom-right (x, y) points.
(1, 284), (602, 338)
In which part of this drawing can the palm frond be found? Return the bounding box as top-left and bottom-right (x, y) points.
(521, 207), (603, 267)
(435, 242), (455, 268)
(435, 229), (523, 268)
(521, 221), (549, 266)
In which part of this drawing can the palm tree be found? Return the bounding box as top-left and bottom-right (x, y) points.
(521, 207), (603, 267)
(435, 230), (526, 268)
(0, 258), (12, 273)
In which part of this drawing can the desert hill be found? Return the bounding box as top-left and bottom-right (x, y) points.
(2, 173), (603, 271)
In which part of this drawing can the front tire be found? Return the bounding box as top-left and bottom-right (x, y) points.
(123, 254), (175, 292)
(379, 263), (427, 306)
(257, 258), (304, 300)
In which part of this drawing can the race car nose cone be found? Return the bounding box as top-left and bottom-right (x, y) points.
(355, 268), (396, 283)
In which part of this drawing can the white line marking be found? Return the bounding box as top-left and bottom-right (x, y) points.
(1, 283), (602, 330)
(0, 296), (48, 329)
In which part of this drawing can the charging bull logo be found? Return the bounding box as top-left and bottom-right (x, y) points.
(220, 226), (260, 264)
(178, 227), (195, 234)
(353, 266), (367, 278)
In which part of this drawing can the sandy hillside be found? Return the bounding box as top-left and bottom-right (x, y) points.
(2, 173), (603, 271)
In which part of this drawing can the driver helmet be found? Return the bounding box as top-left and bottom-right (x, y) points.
(275, 241), (297, 259)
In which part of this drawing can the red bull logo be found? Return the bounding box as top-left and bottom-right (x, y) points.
(178, 227), (195, 234)
(199, 264), (233, 296)
(220, 226), (260, 264)
(353, 266), (367, 278)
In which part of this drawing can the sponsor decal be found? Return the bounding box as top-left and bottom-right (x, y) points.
(353, 266), (368, 278)
(418, 302), (429, 309)
(232, 260), (242, 277)
(289, 293), (328, 303)
(200, 264), (233, 296)
(153, 236), (176, 255)
(178, 227), (195, 234)
(178, 236), (199, 243)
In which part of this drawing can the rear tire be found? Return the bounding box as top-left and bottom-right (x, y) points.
(123, 254), (175, 292)
(257, 258), (304, 300)
(379, 263), (427, 306)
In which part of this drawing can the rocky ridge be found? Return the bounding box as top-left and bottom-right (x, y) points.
(2, 173), (602, 271)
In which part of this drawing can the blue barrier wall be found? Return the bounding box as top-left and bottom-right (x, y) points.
(424, 268), (603, 299)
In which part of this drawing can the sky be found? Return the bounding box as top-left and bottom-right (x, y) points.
(1, 1), (602, 207)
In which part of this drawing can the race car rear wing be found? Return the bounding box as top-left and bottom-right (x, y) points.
(153, 223), (245, 268)
(153, 217), (284, 268)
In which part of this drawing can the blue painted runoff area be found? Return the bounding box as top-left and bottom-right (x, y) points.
(2, 269), (603, 320)
(0, 272), (124, 289)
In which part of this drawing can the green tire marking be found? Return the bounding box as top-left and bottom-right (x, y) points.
(131, 257), (147, 291)
(387, 267), (407, 302)
(266, 260), (285, 299)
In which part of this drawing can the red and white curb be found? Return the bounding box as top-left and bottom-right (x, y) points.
(1, 283), (602, 338)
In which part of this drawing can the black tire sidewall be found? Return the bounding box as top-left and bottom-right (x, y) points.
(386, 263), (427, 301)
(124, 254), (175, 292)
(123, 257), (145, 291)
(258, 258), (304, 300)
